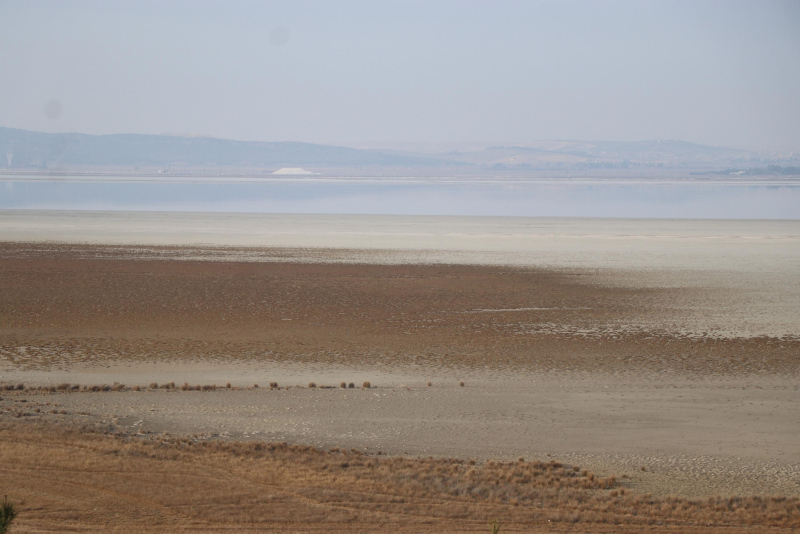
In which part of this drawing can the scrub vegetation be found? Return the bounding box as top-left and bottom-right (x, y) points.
(1, 419), (798, 532)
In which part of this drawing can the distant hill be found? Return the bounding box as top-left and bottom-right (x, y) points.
(448, 140), (762, 170)
(0, 127), (451, 168)
(2, 127), (794, 172)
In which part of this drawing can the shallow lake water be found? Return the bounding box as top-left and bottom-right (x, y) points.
(2, 176), (799, 219)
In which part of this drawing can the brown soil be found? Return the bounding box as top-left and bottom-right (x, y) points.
(1, 419), (798, 533)
(1, 242), (796, 376)
(1, 242), (799, 532)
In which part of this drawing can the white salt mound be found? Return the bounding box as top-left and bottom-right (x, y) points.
(272, 167), (318, 175)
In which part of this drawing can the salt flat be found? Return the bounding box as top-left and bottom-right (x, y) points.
(2, 210), (800, 511)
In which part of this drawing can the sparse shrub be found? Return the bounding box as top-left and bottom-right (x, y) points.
(132, 385), (141, 391)
(149, 382), (158, 389)
(489, 518), (501, 534)
(348, 383), (354, 388)
(253, 383), (258, 388)
(427, 381), (432, 387)
(226, 383), (231, 389)
(459, 381), (465, 387)
(269, 382), (278, 389)
(15, 384), (24, 391)
(0, 495), (17, 534)
(56, 383), (70, 391)
(181, 382), (189, 391)
(308, 382), (317, 389)
(362, 381), (371, 389)
(340, 382), (346, 389)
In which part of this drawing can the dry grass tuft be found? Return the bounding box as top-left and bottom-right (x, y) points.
(269, 382), (278, 389)
(459, 381), (465, 387)
(1, 494), (18, 534)
(308, 382), (317, 389)
(2, 419), (798, 533)
(149, 382), (158, 390)
(362, 381), (371, 389)
(427, 381), (432, 387)
(348, 382), (354, 389)
(340, 382), (347, 389)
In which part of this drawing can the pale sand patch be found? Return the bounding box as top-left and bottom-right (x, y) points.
(9, 367), (799, 499)
(3, 211), (799, 337)
(2, 214), (799, 502)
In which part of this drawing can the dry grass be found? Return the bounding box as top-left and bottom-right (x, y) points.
(0, 419), (798, 533)
(0, 495), (17, 534)
(362, 381), (371, 389)
(1, 381), (383, 399)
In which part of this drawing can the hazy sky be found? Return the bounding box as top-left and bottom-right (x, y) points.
(1, 0), (799, 151)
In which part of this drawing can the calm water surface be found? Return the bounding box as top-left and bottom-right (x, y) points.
(2, 177), (799, 219)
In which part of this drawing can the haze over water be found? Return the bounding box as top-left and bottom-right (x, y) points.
(2, 177), (799, 219)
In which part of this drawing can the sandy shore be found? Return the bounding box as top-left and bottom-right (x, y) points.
(2, 238), (799, 504)
(8, 373), (795, 501)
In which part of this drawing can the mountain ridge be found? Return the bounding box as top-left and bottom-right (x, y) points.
(2, 127), (794, 171)
(0, 127), (452, 168)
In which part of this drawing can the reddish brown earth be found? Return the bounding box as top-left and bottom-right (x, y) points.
(1, 242), (799, 532)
